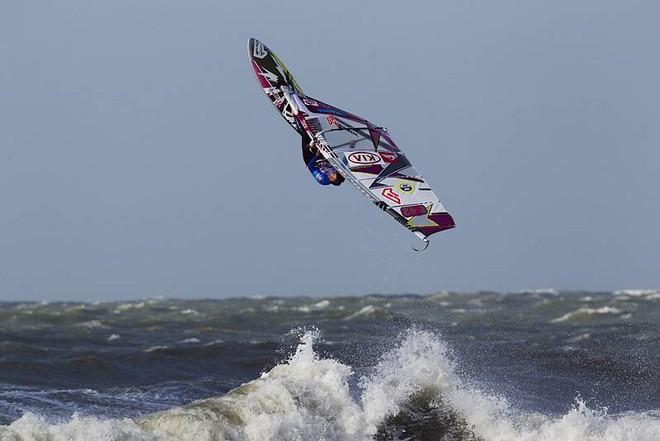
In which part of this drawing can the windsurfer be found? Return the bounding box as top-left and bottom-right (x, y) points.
(301, 135), (344, 186)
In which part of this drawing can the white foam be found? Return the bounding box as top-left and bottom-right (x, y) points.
(613, 289), (659, 297)
(343, 305), (376, 320)
(295, 299), (331, 313)
(140, 329), (367, 440)
(551, 307), (622, 323)
(76, 320), (106, 329)
(567, 333), (592, 343)
(203, 340), (224, 347)
(114, 302), (146, 313)
(357, 331), (660, 441)
(140, 329), (660, 441)
(3, 330), (659, 441)
(177, 338), (201, 344)
(502, 402), (660, 441)
(359, 328), (459, 431)
(0, 412), (156, 441)
(428, 291), (450, 300)
(143, 346), (168, 353)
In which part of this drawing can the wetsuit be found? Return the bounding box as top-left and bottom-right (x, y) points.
(301, 134), (337, 186)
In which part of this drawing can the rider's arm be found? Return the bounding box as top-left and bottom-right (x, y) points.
(301, 134), (316, 165)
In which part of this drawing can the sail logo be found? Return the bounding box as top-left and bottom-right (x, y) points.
(400, 204), (426, 217)
(258, 67), (278, 83)
(348, 152), (380, 164)
(379, 152), (397, 163)
(253, 42), (267, 59)
(281, 104), (295, 124)
(381, 188), (401, 205)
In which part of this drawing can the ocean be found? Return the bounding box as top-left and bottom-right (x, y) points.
(0, 290), (658, 440)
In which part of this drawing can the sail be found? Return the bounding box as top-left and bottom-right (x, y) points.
(248, 38), (455, 246)
(295, 95), (455, 242)
(247, 38), (305, 134)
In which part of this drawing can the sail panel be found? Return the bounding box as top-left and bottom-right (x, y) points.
(298, 96), (455, 239)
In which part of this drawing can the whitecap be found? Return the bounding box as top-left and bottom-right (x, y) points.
(613, 289), (659, 297)
(4, 329), (660, 441)
(140, 330), (366, 440)
(204, 340), (224, 347)
(76, 320), (106, 329)
(551, 307), (622, 323)
(428, 291), (450, 299)
(114, 302), (146, 313)
(567, 333), (591, 343)
(0, 412), (156, 441)
(143, 346), (168, 353)
(139, 329), (660, 441)
(343, 305), (376, 320)
(313, 300), (330, 309)
(295, 299), (331, 313)
(177, 338), (201, 344)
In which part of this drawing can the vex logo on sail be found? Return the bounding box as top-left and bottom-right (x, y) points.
(348, 152), (380, 164)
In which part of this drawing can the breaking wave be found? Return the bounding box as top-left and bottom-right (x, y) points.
(550, 307), (622, 323)
(613, 289), (660, 301)
(1, 329), (659, 441)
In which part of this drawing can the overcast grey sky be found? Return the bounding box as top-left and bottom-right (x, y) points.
(1, 1), (659, 301)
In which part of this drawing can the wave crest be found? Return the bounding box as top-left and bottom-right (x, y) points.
(2, 329), (659, 441)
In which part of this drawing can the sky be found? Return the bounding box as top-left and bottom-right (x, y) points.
(1, 1), (659, 301)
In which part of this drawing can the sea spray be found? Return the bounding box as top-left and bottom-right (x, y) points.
(140, 329), (485, 440)
(362, 329), (484, 440)
(2, 325), (659, 440)
(0, 413), (155, 441)
(140, 329), (367, 440)
(361, 331), (660, 441)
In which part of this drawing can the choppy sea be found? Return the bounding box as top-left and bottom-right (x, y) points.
(1, 290), (659, 440)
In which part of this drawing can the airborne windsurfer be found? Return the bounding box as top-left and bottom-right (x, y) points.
(301, 134), (344, 186)
(249, 38), (455, 246)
